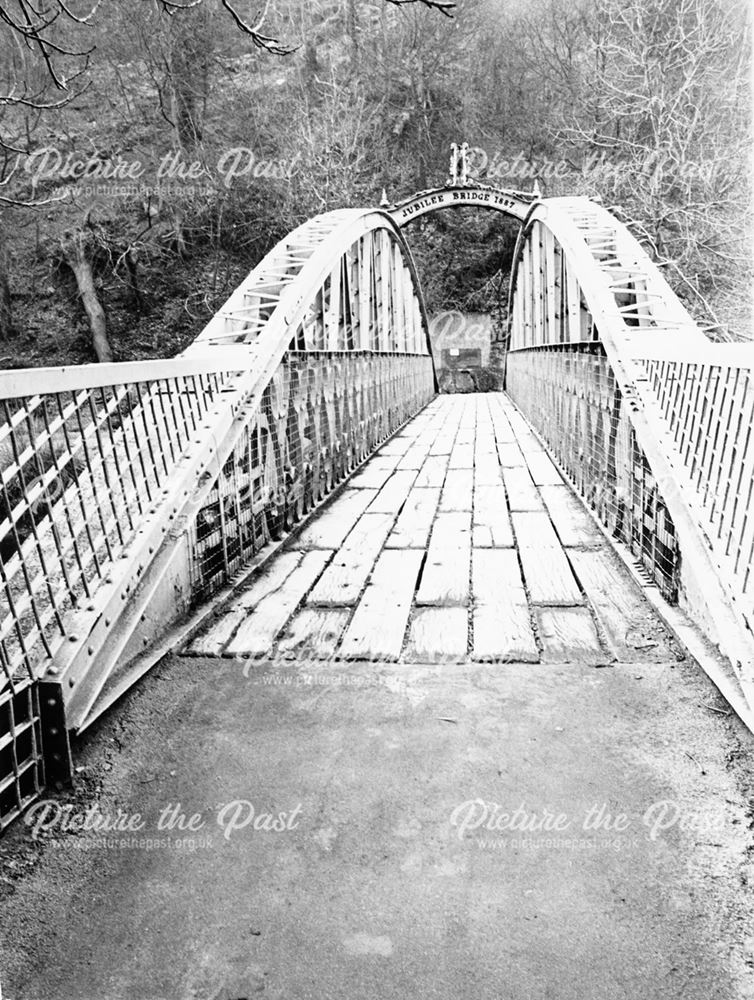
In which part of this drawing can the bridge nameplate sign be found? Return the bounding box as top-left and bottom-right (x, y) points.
(389, 185), (534, 226)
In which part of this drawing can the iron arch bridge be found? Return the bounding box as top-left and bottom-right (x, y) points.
(0, 189), (751, 830)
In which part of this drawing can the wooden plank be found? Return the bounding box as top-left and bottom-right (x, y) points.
(292, 488), (377, 549)
(498, 443), (525, 467)
(471, 549), (538, 662)
(368, 469), (418, 513)
(307, 511), (395, 606)
(407, 607), (468, 661)
(539, 485), (603, 548)
(473, 485), (514, 548)
(449, 443), (474, 469)
(512, 510), (561, 549)
(474, 453), (503, 487)
(415, 511), (471, 606)
(429, 510), (471, 548)
(277, 609), (350, 660)
(503, 467), (544, 510)
(472, 548), (527, 601)
(524, 450), (563, 486)
(339, 549), (423, 660)
(414, 454), (449, 488)
(396, 445), (431, 470)
(225, 550), (332, 657)
(535, 607), (604, 664)
(386, 486), (441, 549)
(428, 429), (456, 456)
(188, 552), (306, 655)
(512, 512), (583, 605)
(375, 435), (413, 456)
(349, 457), (401, 489)
(490, 407), (515, 444)
(568, 549), (678, 662)
(440, 468), (473, 512)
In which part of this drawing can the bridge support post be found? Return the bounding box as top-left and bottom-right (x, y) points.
(38, 681), (74, 790)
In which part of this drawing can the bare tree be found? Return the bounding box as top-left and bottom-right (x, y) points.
(560, 0), (751, 336)
(0, 218), (12, 339)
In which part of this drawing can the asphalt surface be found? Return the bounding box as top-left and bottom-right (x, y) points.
(0, 653), (752, 1000)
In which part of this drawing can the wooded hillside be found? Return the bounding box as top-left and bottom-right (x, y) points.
(0, 0), (750, 367)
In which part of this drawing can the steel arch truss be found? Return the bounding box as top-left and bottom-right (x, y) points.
(506, 196), (754, 718)
(0, 209), (435, 817)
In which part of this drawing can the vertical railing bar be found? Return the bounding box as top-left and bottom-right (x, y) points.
(708, 368), (740, 527)
(97, 386), (135, 533)
(73, 391), (116, 564)
(85, 392), (126, 548)
(40, 399), (90, 598)
(694, 365), (722, 495)
(7, 693), (22, 815)
(150, 379), (175, 476)
(7, 401), (65, 639)
(134, 381), (165, 485)
(0, 533), (36, 674)
(171, 377), (192, 453)
(35, 402), (78, 605)
(54, 393), (102, 581)
(112, 385), (146, 515)
(124, 386), (154, 504)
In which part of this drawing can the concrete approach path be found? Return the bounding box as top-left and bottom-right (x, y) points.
(0, 393), (752, 999)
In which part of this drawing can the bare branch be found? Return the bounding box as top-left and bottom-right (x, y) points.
(218, 0), (297, 55)
(384, 0), (456, 16)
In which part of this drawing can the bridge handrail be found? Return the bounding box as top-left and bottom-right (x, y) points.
(0, 207), (435, 743)
(506, 195), (753, 712)
(0, 349), (259, 399)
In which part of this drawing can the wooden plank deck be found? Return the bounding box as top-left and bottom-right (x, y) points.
(187, 393), (680, 665)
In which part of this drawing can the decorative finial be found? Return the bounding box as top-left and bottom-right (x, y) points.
(380, 188), (390, 207)
(448, 143), (458, 186)
(532, 179), (541, 198)
(448, 142), (471, 187)
(459, 142), (469, 186)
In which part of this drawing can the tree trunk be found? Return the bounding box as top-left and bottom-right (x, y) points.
(169, 5), (212, 151)
(61, 230), (112, 363)
(0, 221), (13, 340)
(346, 0), (359, 66)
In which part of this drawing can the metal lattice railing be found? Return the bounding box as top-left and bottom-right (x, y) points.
(0, 207), (435, 819)
(506, 345), (680, 602)
(636, 346), (753, 628)
(0, 680), (43, 831)
(0, 366), (231, 688)
(189, 351), (434, 602)
(507, 195), (754, 714)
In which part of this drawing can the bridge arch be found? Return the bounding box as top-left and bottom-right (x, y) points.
(0, 192), (751, 829)
(505, 196), (753, 713)
(0, 207), (436, 800)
